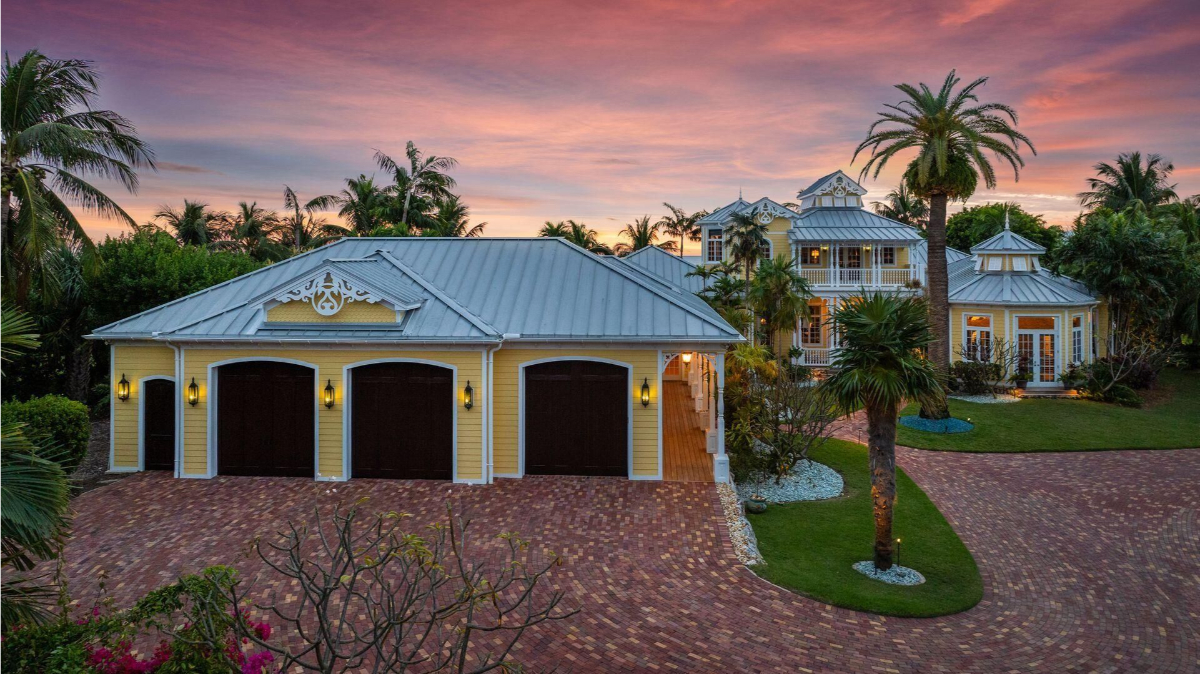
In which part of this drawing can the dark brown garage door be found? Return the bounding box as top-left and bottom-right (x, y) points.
(524, 360), (628, 476)
(217, 361), (314, 477)
(351, 362), (454, 480)
(143, 378), (175, 470)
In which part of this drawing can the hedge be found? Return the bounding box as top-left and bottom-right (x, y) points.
(2, 395), (91, 471)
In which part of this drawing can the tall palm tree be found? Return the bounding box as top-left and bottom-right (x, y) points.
(658, 203), (703, 257)
(540, 220), (613, 254)
(871, 183), (930, 232)
(614, 215), (674, 255)
(334, 175), (393, 235)
(229, 201), (287, 261)
(2, 50), (155, 306)
(423, 195), (487, 237)
(374, 142), (458, 228)
(724, 208), (770, 339)
(822, 292), (943, 571)
(282, 186), (342, 253)
(853, 70), (1034, 416)
(538, 220), (570, 238)
(153, 200), (229, 247)
(748, 256), (813, 357)
(1078, 152), (1178, 212)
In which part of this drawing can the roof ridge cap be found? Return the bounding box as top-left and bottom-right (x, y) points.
(375, 249), (500, 337)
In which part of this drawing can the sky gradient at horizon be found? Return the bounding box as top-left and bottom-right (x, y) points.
(5, 0), (1199, 254)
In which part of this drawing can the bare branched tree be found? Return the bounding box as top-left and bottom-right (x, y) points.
(745, 366), (839, 484)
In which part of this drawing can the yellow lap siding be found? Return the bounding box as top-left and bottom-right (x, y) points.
(492, 348), (660, 478)
(111, 344), (176, 469)
(266, 301), (398, 323)
(180, 348), (484, 481)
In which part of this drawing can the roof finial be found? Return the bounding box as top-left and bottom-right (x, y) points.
(1004, 208), (1011, 231)
(739, 186), (743, 200)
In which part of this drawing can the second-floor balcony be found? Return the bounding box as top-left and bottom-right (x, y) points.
(796, 264), (924, 289)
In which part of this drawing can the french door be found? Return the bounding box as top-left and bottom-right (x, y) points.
(1017, 321), (1059, 387)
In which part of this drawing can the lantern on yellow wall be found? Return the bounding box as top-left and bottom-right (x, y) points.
(640, 378), (651, 407)
(323, 380), (336, 408)
(463, 380), (474, 410)
(116, 374), (131, 401)
(187, 378), (200, 406)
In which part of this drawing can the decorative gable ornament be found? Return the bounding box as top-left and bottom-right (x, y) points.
(277, 270), (381, 316)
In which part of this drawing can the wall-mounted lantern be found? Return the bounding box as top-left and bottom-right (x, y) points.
(187, 378), (200, 406)
(463, 380), (474, 410)
(640, 378), (650, 407)
(323, 379), (336, 408)
(681, 352), (692, 364)
(116, 374), (131, 401)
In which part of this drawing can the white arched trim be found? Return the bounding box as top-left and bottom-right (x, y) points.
(205, 357), (320, 480)
(137, 375), (176, 472)
(341, 358), (472, 484)
(516, 356), (635, 479)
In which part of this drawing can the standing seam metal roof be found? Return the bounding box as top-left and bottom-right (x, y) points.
(620, 245), (710, 292)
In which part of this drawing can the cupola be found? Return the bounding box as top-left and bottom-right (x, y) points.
(969, 211), (1044, 274)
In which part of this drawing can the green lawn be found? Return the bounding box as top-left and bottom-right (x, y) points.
(897, 368), (1200, 452)
(749, 439), (982, 618)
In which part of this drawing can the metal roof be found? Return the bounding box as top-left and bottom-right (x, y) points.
(696, 196), (798, 225)
(789, 208), (925, 243)
(910, 241), (971, 267)
(620, 245), (710, 292)
(797, 170), (863, 197)
(971, 228), (1046, 254)
(949, 267), (1097, 305)
(90, 238), (743, 344)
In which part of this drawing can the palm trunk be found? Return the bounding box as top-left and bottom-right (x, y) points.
(866, 400), (899, 570)
(679, 234), (685, 257)
(745, 264), (755, 344)
(402, 187), (413, 228)
(66, 339), (92, 403)
(920, 193), (951, 420)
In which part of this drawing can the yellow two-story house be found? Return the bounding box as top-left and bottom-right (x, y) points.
(696, 170), (1105, 389)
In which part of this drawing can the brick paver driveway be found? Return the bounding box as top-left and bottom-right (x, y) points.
(64, 448), (1198, 672)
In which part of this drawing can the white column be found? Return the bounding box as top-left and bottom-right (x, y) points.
(713, 351), (729, 482)
(832, 244), (839, 286)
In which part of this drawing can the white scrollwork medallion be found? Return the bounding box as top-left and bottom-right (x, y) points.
(279, 271), (378, 316)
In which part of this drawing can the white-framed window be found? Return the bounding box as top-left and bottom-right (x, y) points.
(1072, 315), (1084, 364)
(840, 246), (862, 268)
(801, 302), (824, 345)
(987, 256), (1003, 271)
(800, 246), (822, 266)
(880, 246), (896, 265)
(963, 314), (993, 361)
(759, 239), (773, 261)
(1012, 256), (1029, 271)
(706, 229), (723, 263)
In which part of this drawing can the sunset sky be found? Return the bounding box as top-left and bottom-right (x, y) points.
(5, 0), (1199, 253)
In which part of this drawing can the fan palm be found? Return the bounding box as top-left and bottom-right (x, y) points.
(748, 256), (813, 357)
(423, 195), (487, 237)
(153, 200), (229, 247)
(658, 203), (703, 257)
(853, 70), (1034, 418)
(614, 216), (674, 255)
(1078, 151), (1178, 212)
(822, 292), (943, 570)
(282, 186), (342, 252)
(2, 50), (155, 306)
(871, 183), (930, 232)
(374, 142), (458, 228)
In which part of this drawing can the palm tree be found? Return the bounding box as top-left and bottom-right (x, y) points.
(423, 195), (487, 237)
(871, 183), (930, 232)
(658, 203), (703, 257)
(724, 208), (770, 338)
(1078, 152), (1178, 212)
(334, 175), (393, 235)
(822, 292), (943, 571)
(374, 142), (458, 228)
(853, 70), (1034, 413)
(153, 200), (229, 247)
(540, 220), (613, 254)
(1, 50), (155, 306)
(282, 186), (342, 253)
(538, 221), (570, 238)
(748, 256), (813, 357)
(229, 201), (287, 261)
(615, 216), (675, 256)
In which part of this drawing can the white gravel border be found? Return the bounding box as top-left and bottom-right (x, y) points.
(949, 392), (1021, 404)
(852, 561), (926, 585)
(717, 483), (764, 566)
(735, 459), (844, 503)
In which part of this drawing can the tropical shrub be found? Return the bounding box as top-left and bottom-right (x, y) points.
(2, 395), (91, 470)
(950, 360), (1001, 396)
(742, 365), (838, 486)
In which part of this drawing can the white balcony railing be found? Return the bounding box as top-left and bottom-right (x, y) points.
(797, 264), (923, 288)
(792, 347), (832, 367)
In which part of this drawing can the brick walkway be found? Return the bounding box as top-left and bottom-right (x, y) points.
(63, 445), (1199, 672)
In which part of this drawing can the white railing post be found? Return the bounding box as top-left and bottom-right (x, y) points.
(713, 351), (728, 483)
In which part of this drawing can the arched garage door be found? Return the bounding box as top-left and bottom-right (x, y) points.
(524, 360), (628, 476)
(351, 362), (454, 480)
(217, 361), (315, 477)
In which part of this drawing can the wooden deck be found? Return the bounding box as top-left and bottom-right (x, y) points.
(662, 381), (713, 482)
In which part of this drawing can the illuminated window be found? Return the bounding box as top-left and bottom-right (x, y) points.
(706, 229), (723, 263)
(1017, 316), (1056, 330)
(964, 315), (992, 360)
(801, 246), (821, 265)
(880, 246), (896, 265)
(801, 302), (824, 345)
(1072, 315), (1083, 364)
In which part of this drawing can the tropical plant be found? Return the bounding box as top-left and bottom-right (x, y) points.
(229, 200), (287, 261)
(747, 255), (812, 357)
(538, 220), (569, 238)
(743, 365), (838, 485)
(374, 142), (458, 228)
(424, 194), (486, 237)
(724, 208), (770, 337)
(658, 202), (703, 257)
(822, 292), (944, 570)
(1, 50), (155, 307)
(945, 202), (1064, 257)
(614, 215), (674, 255)
(1, 394), (90, 470)
(1, 303), (40, 360)
(152, 200), (229, 248)
(853, 70), (1034, 418)
(538, 220), (613, 254)
(332, 174), (393, 236)
(871, 183), (929, 232)
(1078, 151), (1179, 212)
(281, 185), (342, 252)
